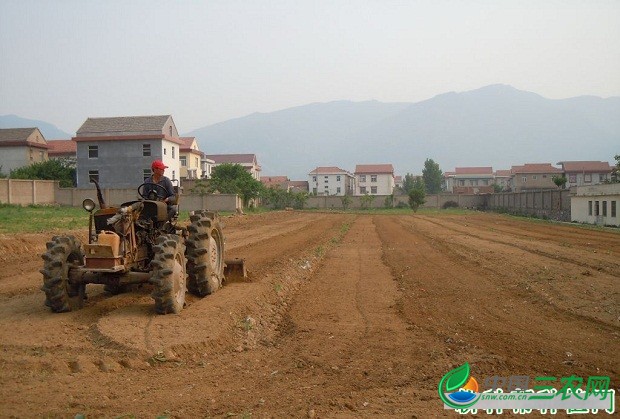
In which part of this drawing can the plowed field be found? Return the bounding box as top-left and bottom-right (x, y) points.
(0, 211), (618, 417)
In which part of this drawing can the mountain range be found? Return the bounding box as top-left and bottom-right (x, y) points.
(3, 84), (619, 180)
(187, 84), (619, 179)
(0, 114), (72, 139)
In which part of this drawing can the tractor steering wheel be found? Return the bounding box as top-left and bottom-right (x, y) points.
(137, 182), (168, 201)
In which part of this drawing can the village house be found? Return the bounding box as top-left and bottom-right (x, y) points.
(179, 137), (204, 180)
(510, 163), (563, 192)
(205, 154), (261, 181)
(73, 115), (182, 188)
(443, 167), (495, 194)
(47, 139), (77, 167)
(493, 169), (512, 191)
(355, 164), (395, 195)
(309, 167), (355, 196)
(0, 128), (48, 174)
(558, 161), (614, 188)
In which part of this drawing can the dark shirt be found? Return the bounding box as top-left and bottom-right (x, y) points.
(144, 176), (175, 201)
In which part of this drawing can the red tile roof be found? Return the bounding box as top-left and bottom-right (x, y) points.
(355, 164), (394, 174)
(494, 169), (512, 177)
(309, 166), (349, 175)
(261, 176), (289, 183)
(455, 167), (493, 175)
(179, 137), (196, 150)
(559, 161), (614, 172)
(47, 139), (76, 155)
(511, 163), (562, 174)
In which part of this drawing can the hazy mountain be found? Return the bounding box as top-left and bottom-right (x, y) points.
(0, 114), (72, 139)
(186, 85), (619, 180)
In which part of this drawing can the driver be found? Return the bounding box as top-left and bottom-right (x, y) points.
(144, 160), (175, 204)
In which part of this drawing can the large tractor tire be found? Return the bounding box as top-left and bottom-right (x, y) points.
(186, 210), (225, 297)
(40, 235), (86, 313)
(151, 234), (187, 314)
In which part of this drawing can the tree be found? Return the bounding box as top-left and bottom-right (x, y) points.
(493, 183), (504, 193)
(206, 163), (263, 206)
(401, 173), (417, 195)
(552, 175), (567, 189)
(422, 158), (443, 194)
(360, 194), (374, 210)
(408, 178), (426, 212)
(9, 159), (75, 187)
(611, 154), (620, 183)
(341, 195), (352, 210)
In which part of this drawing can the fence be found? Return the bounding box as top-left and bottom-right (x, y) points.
(306, 193), (486, 210)
(0, 179), (242, 212)
(486, 189), (571, 221)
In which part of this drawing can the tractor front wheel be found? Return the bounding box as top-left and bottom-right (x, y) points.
(151, 234), (187, 314)
(40, 235), (86, 313)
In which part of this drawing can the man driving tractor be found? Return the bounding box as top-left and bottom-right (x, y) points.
(143, 160), (177, 219)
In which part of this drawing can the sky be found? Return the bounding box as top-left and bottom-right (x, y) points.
(1, 0), (619, 135)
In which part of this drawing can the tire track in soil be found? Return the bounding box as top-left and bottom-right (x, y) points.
(373, 215), (618, 391)
(415, 214), (620, 277)
(404, 215), (619, 329)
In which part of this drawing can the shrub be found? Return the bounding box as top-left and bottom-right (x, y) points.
(442, 200), (459, 209)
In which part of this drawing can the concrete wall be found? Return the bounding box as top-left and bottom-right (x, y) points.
(306, 193), (486, 210)
(487, 189), (571, 221)
(0, 179), (56, 205)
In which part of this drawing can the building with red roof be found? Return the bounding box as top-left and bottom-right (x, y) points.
(558, 161), (614, 187)
(308, 166), (355, 196)
(354, 164), (394, 196)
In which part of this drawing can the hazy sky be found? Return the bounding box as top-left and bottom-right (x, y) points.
(1, 0), (619, 134)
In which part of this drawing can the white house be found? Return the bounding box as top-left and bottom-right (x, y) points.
(308, 166), (355, 196)
(570, 183), (620, 227)
(355, 164), (394, 195)
(205, 154), (261, 180)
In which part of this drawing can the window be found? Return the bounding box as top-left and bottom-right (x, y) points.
(324, 176), (328, 179)
(612, 201), (617, 217)
(337, 187), (341, 194)
(312, 176), (317, 182)
(172, 147), (175, 158)
(602, 201), (607, 217)
(542, 174), (547, 178)
(584, 174), (592, 183)
(336, 175), (341, 181)
(88, 170), (99, 183)
(195, 157), (199, 167)
(522, 176), (527, 182)
(143, 169), (151, 180)
(40, 151), (45, 160)
(371, 175), (377, 182)
(588, 201), (592, 216)
(143, 144), (151, 157)
(164, 148), (167, 155)
(599, 174), (605, 182)
(459, 180), (465, 186)
(482, 180), (489, 186)
(172, 170), (176, 180)
(360, 175), (366, 182)
(312, 188), (317, 194)
(371, 186), (377, 194)
(88, 145), (98, 159)
(324, 179), (328, 183)
(533, 175), (538, 180)
(595, 201), (600, 216)
(569, 174), (576, 183)
(180, 156), (187, 167)
(169, 126), (173, 137)
(360, 186), (367, 194)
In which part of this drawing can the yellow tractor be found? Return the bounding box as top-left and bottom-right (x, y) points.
(41, 180), (245, 314)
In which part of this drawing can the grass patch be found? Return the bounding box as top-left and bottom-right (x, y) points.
(0, 204), (87, 234)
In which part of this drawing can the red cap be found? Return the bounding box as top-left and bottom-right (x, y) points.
(151, 160), (168, 170)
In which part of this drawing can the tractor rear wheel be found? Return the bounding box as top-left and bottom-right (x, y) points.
(186, 210), (225, 297)
(40, 235), (86, 312)
(151, 234), (186, 314)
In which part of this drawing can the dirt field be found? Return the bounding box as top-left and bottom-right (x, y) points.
(0, 211), (618, 417)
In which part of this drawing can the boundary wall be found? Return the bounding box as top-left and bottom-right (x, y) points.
(486, 189), (571, 221)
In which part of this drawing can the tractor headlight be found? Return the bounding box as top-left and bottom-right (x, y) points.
(82, 198), (96, 212)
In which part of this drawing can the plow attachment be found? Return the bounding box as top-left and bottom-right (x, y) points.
(224, 258), (247, 281)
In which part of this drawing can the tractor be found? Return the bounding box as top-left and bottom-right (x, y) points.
(40, 179), (246, 314)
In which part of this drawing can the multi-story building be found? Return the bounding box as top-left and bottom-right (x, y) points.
(205, 154), (261, 180)
(493, 169), (512, 191)
(308, 167), (355, 196)
(443, 167), (495, 194)
(0, 128), (48, 173)
(354, 164), (395, 196)
(558, 161), (614, 188)
(73, 115), (182, 188)
(510, 163), (563, 192)
(179, 137), (204, 180)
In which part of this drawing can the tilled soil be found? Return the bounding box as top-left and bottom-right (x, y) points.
(0, 211), (618, 417)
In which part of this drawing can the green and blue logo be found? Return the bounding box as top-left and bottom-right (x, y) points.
(438, 363), (481, 409)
